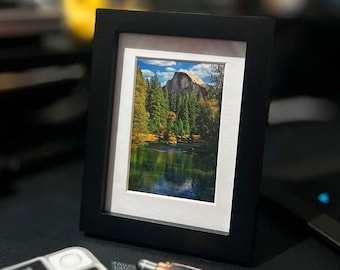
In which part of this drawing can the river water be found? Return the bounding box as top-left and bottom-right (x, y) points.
(128, 143), (217, 202)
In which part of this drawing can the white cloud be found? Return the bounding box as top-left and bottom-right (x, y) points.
(141, 68), (175, 85)
(141, 59), (177, 66)
(179, 63), (219, 83)
(179, 68), (189, 73)
(141, 61), (223, 85)
(141, 69), (155, 78)
(156, 70), (175, 85)
(165, 67), (176, 72)
(189, 63), (214, 80)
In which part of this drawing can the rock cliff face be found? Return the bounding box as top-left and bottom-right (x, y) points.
(165, 72), (208, 95)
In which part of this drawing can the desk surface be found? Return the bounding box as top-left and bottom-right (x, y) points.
(0, 160), (339, 270)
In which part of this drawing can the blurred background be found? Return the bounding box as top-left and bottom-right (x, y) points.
(1, 0), (340, 193)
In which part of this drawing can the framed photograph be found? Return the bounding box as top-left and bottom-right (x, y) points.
(80, 9), (274, 263)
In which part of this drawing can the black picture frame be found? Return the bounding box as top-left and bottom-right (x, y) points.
(80, 9), (274, 264)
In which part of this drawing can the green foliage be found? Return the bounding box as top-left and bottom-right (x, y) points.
(129, 145), (216, 202)
(209, 64), (224, 102)
(188, 92), (199, 134)
(147, 74), (163, 133)
(134, 66), (223, 147)
(132, 67), (149, 144)
(197, 98), (220, 146)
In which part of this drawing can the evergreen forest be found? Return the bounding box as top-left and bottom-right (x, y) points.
(132, 64), (224, 153)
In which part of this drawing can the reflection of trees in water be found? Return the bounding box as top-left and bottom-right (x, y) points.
(129, 144), (216, 202)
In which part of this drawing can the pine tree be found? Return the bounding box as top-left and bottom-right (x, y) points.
(147, 74), (163, 134)
(188, 93), (199, 135)
(161, 85), (170, 129)
(182, 96), (190, 134)
(177, 118), (184, 136)
(210, 64), (224, 103)
(132, 67), (149, 144)
(169, 94), (177, 113)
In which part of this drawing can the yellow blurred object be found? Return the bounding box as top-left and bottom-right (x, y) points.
(62, 0), (148, 42)
(261, 0), (308, 17)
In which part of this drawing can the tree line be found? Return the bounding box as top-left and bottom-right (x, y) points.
(132, 65), (224, 150)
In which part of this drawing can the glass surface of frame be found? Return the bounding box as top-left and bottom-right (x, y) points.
(80, 9), (274, 264)
(106, 33), (247, 235)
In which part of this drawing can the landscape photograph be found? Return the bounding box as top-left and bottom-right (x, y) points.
(128, 57), (225, 202)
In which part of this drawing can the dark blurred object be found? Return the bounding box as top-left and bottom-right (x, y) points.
(0, 2), (91, 183)
(1, 0), (340, 178)
(0, 0), (35, 9)
(148, 0), (237, 15)
(240, 0), (340, 17)
(0, 0), (60, 38)
(262, 121), (340, 252)
(272, 18), (340, 101)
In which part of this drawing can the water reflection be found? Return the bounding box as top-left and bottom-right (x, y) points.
(129, 143), (216, 202)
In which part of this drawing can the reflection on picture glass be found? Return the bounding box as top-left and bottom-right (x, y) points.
(128, 57), (225, 203)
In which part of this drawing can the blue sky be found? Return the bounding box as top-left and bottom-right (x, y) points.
(137, 58), (219, 86)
